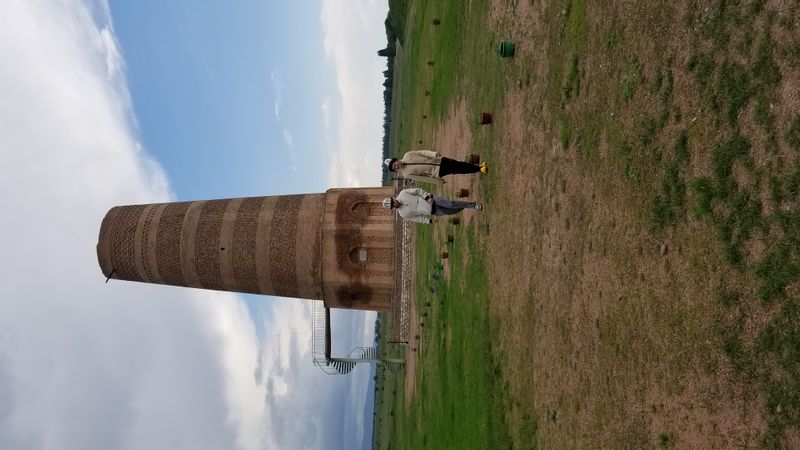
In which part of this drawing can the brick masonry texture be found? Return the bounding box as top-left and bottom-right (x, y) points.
(140, 204), (159, 282)
(98, 187), (395, 311)
(155, 202), (190, 286)
(194, 199), (229, 291)
(269, 195), (301, 298)
(232, 197), (265, 294)
(109, 205), (146, 281)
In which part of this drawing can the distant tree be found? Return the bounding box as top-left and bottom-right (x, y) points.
(377, 47), (395, 57)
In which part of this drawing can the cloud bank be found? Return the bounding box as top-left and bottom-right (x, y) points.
(320, 0), (389, 188)
(0, 2), (380, 449)
(0, 1), (269, 449)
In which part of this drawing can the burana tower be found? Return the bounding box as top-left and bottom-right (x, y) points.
(97, 187), (397, 311)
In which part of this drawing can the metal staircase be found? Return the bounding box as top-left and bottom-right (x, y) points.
(311, 300), (404, 375)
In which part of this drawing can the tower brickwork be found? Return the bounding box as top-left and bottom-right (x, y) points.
(97, 187), (395, 311)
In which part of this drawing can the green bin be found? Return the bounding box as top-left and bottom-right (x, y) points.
(499, 41), (515, 58)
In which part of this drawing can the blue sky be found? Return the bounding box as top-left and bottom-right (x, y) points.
(0, 1), (388, 449)
(110, 0), (335, 199)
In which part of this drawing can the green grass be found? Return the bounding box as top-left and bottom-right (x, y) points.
(649, 158), (688, 230)
(637, 115), (659, 147)
(787, 40), (800, 66)
(714, 291), (800, 446)
(754, 241), (800, 302)
(380, 0), (800, 447)
(373, 313), (406, 450)
(660, 69), (675, 107)
(684, 13), (800, 437)
(716, 60), (752, 125)
(376, 0), (516, 447)
(658, 432), (676, 449)
(696, 133), (762, 267)
(565, 0), (588, 50)
(687, 52), (715, 89)
(711, 134), (750, 184)
(690, 176), (714, 217)
(563, 54), (580, 100)
(786, 115), (800, 150)
(621, 56), (641, 102)
(751, 22), (782, 90)
(425, 1), (463, 119)
(555, 0), (798, 443)
(559, 115), (571, 149)
(375, 226), (515, 450)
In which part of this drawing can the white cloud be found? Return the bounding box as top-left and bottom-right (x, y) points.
(253, 300), (375, 450)
(283, 129), (295, 148)
(281, 128), (297, 173)
(271, 71), (298, 173)
(0, 2), (381, 450)
(320, 0), (389, 188)
(282, 129), (298, 172)
(98, 27), (123, 78)
(271, 70), (284, 121)
(0, 1), (267, 449)
(343, 311), (378, 448)
(320, 97), (333, 128)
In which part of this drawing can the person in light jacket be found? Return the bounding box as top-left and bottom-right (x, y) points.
(382, 187), (483, 224)
(383, 150), (488, 185)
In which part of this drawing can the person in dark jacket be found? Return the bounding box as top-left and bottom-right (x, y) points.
(384, 150), (487, 185)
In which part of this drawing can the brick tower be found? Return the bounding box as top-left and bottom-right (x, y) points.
(97, 187), (395, 311)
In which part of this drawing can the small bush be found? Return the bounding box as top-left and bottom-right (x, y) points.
(691, 177), (714, 217)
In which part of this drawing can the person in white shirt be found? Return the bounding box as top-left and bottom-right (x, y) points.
(382, 187), (483, 224)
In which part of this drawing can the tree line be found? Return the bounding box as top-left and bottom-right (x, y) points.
(378, 11), (399, 186)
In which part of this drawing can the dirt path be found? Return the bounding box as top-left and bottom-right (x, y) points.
(403, 245), (417, 405)
(404, 101), (475, 405)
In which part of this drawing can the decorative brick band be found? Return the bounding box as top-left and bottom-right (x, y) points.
(96, 206), (119, 277)
(218, 199), (242, 293)
(194, 199), (229, 291)
(155, 202), (190, 286)
(139, 204), (159, 282)
(366, 247), (393, 265)
(144, 204), (167, 285)
(232, 196), (265, 294)
(269, 195), (301, 298)
(336, 192), (369, 224)
(109, 205), (146, 282)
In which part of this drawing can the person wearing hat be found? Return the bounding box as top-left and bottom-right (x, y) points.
(383, 150), (488, 185)
(382, 187), (483, 224)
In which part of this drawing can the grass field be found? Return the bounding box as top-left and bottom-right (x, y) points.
(374, 225), (514, 449)
(375, 0), (800, 448)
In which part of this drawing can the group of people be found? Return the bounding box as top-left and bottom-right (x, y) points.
(382, 150), (488, 224)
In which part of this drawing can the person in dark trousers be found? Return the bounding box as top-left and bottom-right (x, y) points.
(384, 150), (488, 185)
(381, 187), (483, 224)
